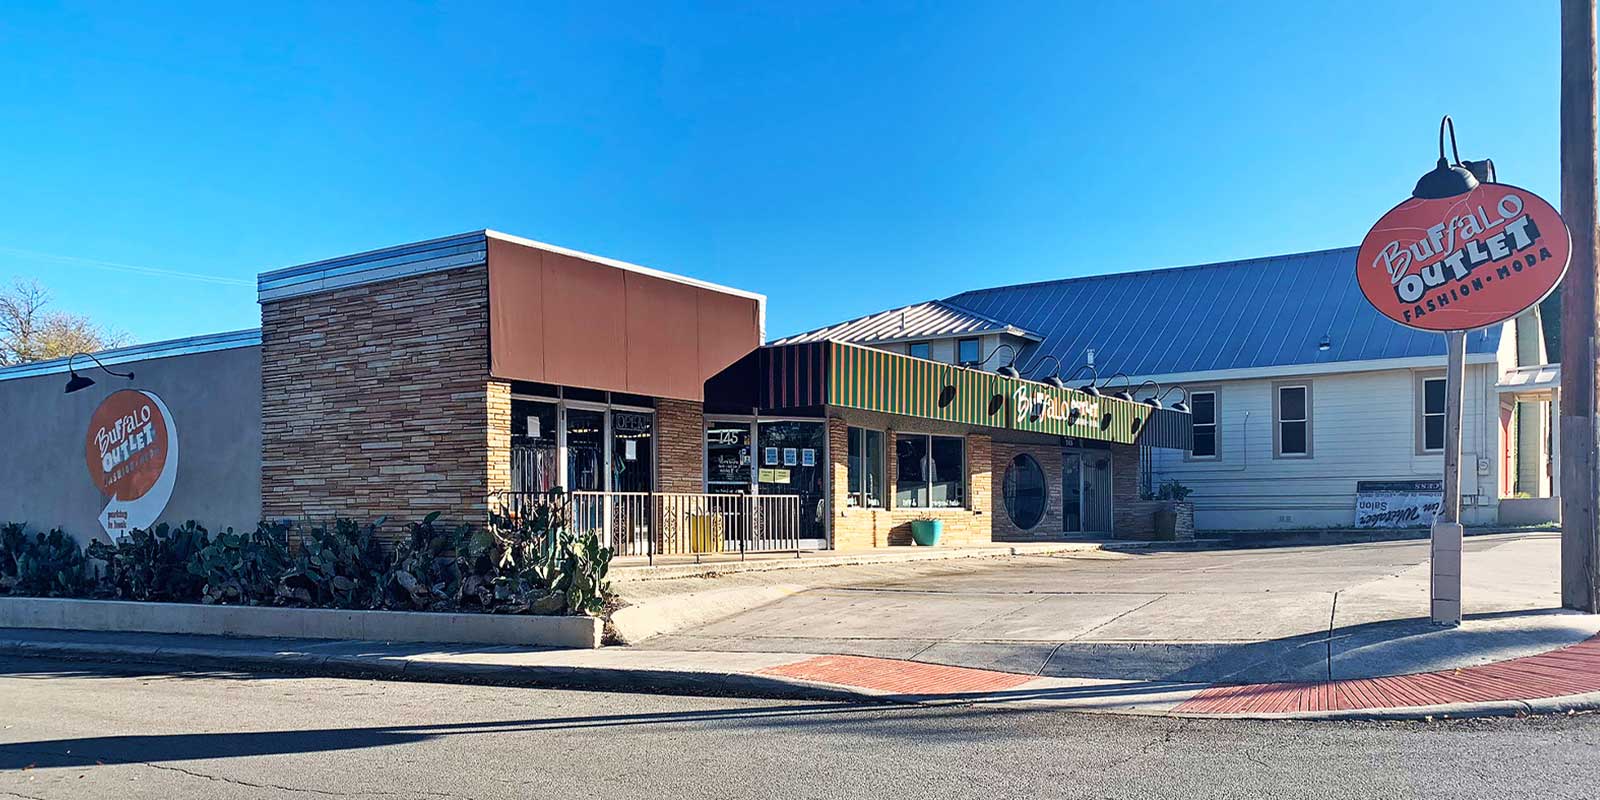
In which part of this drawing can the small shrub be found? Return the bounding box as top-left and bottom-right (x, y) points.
(277, 518), (389, 609)
(86, 521), (210, 602)
(191, 522), (291, 605)
(1, 523), (91, 597)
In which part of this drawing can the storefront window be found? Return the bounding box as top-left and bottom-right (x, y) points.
(847, 427), (884, 508)
(610, 411), (653, 493)
(706, 423), (753, 494)
(1002, 454), (1046, 530)
(511, 399), (558, 492)
(896, 434), (965, 509)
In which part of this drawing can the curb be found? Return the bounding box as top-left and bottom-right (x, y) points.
(6, 636), (1596, 722)
(0, 638), (889, 704)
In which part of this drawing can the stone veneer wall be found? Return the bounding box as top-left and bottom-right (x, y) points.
(827, 417), (993, 549)
(655, 399), (706, 494)
(261, 266), (496, 530)
(990, 442), (1065, 540)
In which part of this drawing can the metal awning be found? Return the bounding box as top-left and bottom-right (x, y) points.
(1497, 364), (1561, 399)
(705, 340), (1193, 450)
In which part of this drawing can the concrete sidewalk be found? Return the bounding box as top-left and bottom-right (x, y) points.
(6, 625), (1600, 720)
(626, 533), (1592, 683)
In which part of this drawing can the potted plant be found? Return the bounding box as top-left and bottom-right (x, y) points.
(910, 514), (943, 546)
(1152, 480), (1194, 541)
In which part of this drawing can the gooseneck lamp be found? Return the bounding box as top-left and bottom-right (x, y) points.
(1025, 353), (1066, 388)
(1133, 380), (1164, 408)
(1411, 116), (1480, 200)
(1064, 364), (1099, 396)
(64, 352), (134, 394)
(978, 344), (1022, 380)
(1155, 386), (1190, 413)
(1098, 372), (1134, 402)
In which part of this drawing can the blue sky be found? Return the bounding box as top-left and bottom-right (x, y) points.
(0, 1), (1565, 345)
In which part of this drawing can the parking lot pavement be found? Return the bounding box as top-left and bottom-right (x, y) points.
(636, 532), (1600, 683)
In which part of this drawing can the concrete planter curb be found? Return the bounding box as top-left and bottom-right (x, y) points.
(0, 597), (602, 649)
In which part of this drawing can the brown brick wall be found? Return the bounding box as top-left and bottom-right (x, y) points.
(655, 399), (705, 494)
(827, 418), (994, 549)
(261, 266), (495, 529)
(991, 442), (1064, 540)
(1109, 443), (1147, 538)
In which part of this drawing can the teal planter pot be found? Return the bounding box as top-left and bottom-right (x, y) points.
(910, 519), (943, 546)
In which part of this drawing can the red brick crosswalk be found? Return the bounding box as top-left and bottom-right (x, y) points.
(759, 654), (1036, 695)
(1174, 634), (1600, 714)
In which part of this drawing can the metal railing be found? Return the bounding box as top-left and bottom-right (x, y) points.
(489, 490), (805, 564)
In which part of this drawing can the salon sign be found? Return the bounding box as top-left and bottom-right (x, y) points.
(85, 390), (178, 537)
(1356, 182), (1571, 332)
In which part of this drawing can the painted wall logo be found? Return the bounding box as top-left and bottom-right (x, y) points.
(1357, 183), (1571, 331)
(84, 390), (178, 537)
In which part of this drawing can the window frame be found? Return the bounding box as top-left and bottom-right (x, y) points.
(956, 337), (982, 367)
(1272, 381), (1313, 459)
(846, 426), (886, 509)
(1416, 373), (1447, 455)
(906, 342), (932, 361)
(1001, 453), (1048, 530)
(1184, 388), (1220, 461)
(893, 431), (968, 510)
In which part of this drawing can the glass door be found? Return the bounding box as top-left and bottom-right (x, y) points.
(565, 408), (607, 492)
(757, 420), (827, 548)
(705, 422), (754, 494)
(1082, 451), (1113, 533)
(1062, 451), (1083, 533)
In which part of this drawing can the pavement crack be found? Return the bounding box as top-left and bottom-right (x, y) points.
(1070, 594), (1167, 641)
(0, 790), (50, 800)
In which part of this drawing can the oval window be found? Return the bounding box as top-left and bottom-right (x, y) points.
(1002, 454), (1047, 530)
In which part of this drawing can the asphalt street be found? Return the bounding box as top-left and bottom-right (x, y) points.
(2, 654), (1599, 799)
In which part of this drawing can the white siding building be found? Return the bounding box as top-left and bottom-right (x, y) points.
(777, 247), (1560, 532)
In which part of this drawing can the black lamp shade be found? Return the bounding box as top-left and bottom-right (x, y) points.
(1113, 390), (1134, 402)
(1143, 397), (1162, 409)
(1045, 376), (1065, 389)
(987, 394), (1005, 416)
(1172, 401), (1190, 413)
(1412, 159), (1479, 199)
(997, 365), (1020, 380)
(64, 372), (95, 394)
(938, 385), (958, 408)
(1080, 384), (1101, 397)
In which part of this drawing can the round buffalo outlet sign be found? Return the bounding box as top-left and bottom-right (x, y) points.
(1356, 182), (1571, 332)
(85, 389), (179, 537)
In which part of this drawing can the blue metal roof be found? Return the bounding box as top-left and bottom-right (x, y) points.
(944, 247), (1503, 379)
(769, 300), (1039, 346)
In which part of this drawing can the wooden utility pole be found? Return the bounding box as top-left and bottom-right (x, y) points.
(1561, 0), (1600, 613)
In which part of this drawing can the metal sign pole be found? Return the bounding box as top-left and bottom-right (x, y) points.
(1432, 330), (1466, 626)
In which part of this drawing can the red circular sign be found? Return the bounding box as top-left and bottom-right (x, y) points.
(1356, 182), (1571, 332)
(85, 389), (170, 502)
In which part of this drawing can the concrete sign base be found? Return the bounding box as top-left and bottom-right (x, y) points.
(1431, 521), (1464, 625)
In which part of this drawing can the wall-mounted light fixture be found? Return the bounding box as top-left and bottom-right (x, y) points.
(938, 384), (958, 408)
(1317, 334), (1331, 352)
(1133, 380), (1164, 408)
(1098, 372), (1133, 402)
(64, 352), (134, 394)
(1154, 386), (1190, 413)
(978, 343), (1022, 380)
(1064, 365), (1099, 396)
(1412, 116), (1480, 199)
(1025, 354), (1066, 388)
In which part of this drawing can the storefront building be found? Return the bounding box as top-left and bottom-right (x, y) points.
(1, 230), (1192, 555)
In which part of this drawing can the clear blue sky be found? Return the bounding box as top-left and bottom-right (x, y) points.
(0, 1), (1567, 345)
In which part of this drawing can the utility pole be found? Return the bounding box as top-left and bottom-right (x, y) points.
(1561, 0), (1600, 612)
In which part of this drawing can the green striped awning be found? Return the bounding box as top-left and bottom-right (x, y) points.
(744, 341), (1191, 449)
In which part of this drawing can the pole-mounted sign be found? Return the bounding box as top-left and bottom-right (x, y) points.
(1356, 117), (1573, 625)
